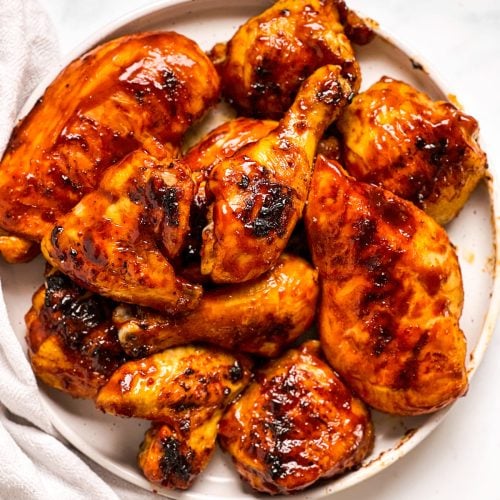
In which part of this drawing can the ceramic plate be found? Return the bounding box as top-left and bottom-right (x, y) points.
(1, 1), (499, 498)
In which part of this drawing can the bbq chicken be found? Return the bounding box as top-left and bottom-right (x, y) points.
(96, 345), (252, 489)
(202, 64), (353, 283)
(26, 269), (127, 399)
(182, 117), (278, 262)
(337, 77), (487, 224)
(218, 340), (374, 495)
(41, 150), (201, 314)
(184, 117), (279, 176)
(211, 0), (371, 118)
(138, 415), (221, 490)
(0, 31), (220, 262)
(114, 253), (318, 358)
(305, 156), (468, 415)
(96, 344), (252, 426)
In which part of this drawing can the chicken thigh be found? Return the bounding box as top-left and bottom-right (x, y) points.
(211, 0), (369, 118)
(0, 31), (220, 261)
(26, 270), (127, 399)
(218, 340), (374, 495)
(202, 64), (353, 283)
(337, 77), (487, 224)
(305, 155), (468, 415)
(41, 150), (201, 313)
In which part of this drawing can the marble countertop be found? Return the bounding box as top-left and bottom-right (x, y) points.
(36, 1), (500, 499)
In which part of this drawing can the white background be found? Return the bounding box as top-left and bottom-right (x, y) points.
(36, 1), (500, 499)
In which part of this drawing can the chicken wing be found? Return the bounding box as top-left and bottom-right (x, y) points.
(337, 77), (487, 224)
(113, 253), (318, 358)
(41, 150), (201, 313)
(0, 31), (220, 261)
(305, 155), (468, 415)
(26, 270), (127, 399)
(96, 344), (252, 427)
(138, 413), (220, 490)
(97, 345), (252, 489)
(218, 340), (374, 495)
(202, 64), (353, 283)
(211, 0), (367, 118)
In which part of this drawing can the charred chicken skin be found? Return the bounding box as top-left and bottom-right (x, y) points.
(218, 340), (374, 495)
(138, 414), (221, 490)
(41, 150), (201, 314)
(337, 77), (487, 224)
(305, 156), (468, 415)
(114, 253), (318, 358)
(182, 117), (278, 263)
(96, 344), (252, 490)
(202, 64), (353, 283)
(211, 0), (368, 119)
(0, 31), (220, 262)
(25, 270), (128, 399)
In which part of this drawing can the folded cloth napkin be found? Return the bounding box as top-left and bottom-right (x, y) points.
(0, 1), (147, 498)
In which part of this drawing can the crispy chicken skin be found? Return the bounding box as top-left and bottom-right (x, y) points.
(0, 31), (220, 260)
(218, 341), (374, 495)
(138, 414), (221, 490)
(202, 65), (353, 283)
(41, 150), (202, 313)
(114, 254), (318, 358)
(337, 77), (487, 225)
(26, 270), (127, 399)
(183, 117), (279, 176)
(96, 345), (251, 490)
(210, 0), (367, 119)
(305, 156), (468, 415)
(96, 344), (252, 427)
(182, 117), (278, 262)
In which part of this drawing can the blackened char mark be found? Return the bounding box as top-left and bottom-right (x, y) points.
(159, 436), (194, 485)
(147, 174), (180, 227)
(239, 177), (295, 238)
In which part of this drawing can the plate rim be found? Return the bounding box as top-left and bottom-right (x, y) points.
(13, 0), (500, 497)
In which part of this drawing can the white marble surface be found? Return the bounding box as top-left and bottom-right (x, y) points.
(35, 1), (500, 499)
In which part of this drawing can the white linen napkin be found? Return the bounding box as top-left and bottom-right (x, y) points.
(0, 1), (146, 498)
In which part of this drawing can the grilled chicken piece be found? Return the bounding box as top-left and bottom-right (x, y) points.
(305, 156), (468, 415)
(0, 229), (39, 263)
(202, 65), (353, 283)
(184, 117), (279, 176)
(0, 31), (220, 261)
(337, 77), (487, 224)
(25, 270), (127, 399)
(182, 117), (278, 263)
(218, 340), (374, 495)
(138, 413), (220, 490)
(96, 344), (252, 426)
(211, 0), (369, 118)
(97, 345), (251, 490)
(114, 254), (318, 358)
(41, 150), (201, 313)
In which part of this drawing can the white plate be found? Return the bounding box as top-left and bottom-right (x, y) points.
(1, 1), (499, 498)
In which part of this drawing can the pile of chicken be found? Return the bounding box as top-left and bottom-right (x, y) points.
(1, 0), (487, 495)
